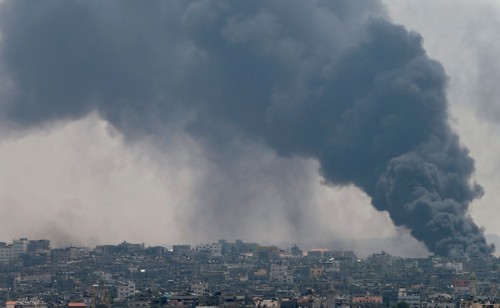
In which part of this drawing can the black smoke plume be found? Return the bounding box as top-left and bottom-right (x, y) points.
(0, 0), (492, 256)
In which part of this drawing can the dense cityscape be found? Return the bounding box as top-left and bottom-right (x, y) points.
(0, 238), (499, 308)
(2, 2), (500, 308)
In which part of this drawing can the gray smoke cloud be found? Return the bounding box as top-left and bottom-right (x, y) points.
(0, 0), (492, 257)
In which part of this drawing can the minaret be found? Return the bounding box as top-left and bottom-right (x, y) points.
(469, 271), (477, 298)
(327, 281), (336, 308)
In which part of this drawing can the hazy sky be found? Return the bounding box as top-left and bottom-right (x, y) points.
(0, 1), (498, 257)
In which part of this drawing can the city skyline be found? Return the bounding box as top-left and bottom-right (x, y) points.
(1, 234), (496, 308)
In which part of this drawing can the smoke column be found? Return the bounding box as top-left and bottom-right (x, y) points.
(0, 0), (493, 256)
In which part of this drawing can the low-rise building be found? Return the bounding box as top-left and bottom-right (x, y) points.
(352, 296), (383, 308)
(196, 243), (222, 257)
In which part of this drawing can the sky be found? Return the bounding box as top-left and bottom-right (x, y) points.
(0, 1), (499, 257)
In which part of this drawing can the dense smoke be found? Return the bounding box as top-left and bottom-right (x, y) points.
(0, 0), (492, 256)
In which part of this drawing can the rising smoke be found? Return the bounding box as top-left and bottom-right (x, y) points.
(0, 0), (492, 257)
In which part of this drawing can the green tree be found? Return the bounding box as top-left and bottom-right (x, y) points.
(393, 302), (409, 308)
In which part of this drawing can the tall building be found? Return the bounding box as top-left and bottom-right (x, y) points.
(0, 242), (12, 264)
(12, 238), (29, 257)
(270, 261), (293, 284)
(28, 239), (50, 252)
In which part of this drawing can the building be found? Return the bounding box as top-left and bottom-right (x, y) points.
(117, 281), (136, 300)
(196, 243), (222, 257)
(28, 240), (50, 253)
(12, 238), (29, 258)
(397, 289), (420, 308)
(0, 242), (12, 264)
(6, 299), (47, 308)
(270, 262), (293, 284)
(172, 245), (191, 256)
(51, 248), (70, 263)
(322, 259), (341, 274)
(309, 267), (324, 278)
(352, 296), (383, 308)
(191, 282), (210, 295)
(460, 302), (500, 308)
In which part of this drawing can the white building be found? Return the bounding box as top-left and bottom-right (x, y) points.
(196, 243), (222, 257)
(269, 262), (293, 284)
(433, 260), (463, 274)
(398, 288), (420, 308)
(444, 262), (463, 273)
(0, 244), (12, 264)
(117, 281), (136, 300)
(12, 238), (29, 258)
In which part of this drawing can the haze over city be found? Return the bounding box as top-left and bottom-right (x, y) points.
(1, 0), (500, 257)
